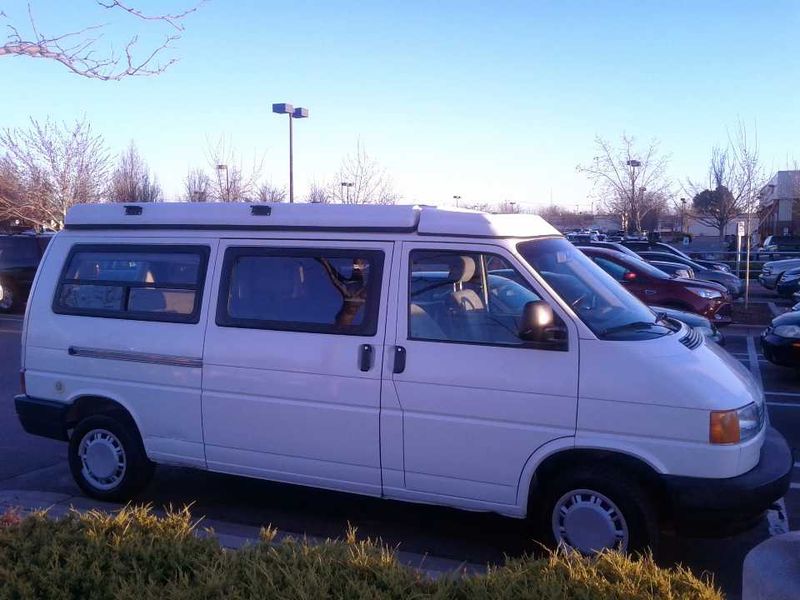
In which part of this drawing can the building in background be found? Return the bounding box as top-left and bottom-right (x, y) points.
(758, 170), (800, 237)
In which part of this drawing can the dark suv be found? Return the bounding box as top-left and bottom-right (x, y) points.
(0, 233), (52, 312)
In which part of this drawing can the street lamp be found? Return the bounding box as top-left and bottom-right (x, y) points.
(340, 182), (354, 203)
(272, 103), (309, 203)
(452, 195), (462, 207)
(216, 164), (229, 202)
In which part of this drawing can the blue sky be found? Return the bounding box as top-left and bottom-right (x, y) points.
(1, 0), (798, 209)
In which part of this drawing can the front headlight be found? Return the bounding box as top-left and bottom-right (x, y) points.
(710, 402), (763, 444)
(687, 287), (722, 299)
(773, 324), (800, 338)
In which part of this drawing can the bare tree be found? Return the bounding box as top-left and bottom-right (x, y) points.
(205, 136), (264, 202)
(328, 143), (399, 205)
(109, 141), (160, 202)
(183, 168), (210, 202)
(0, 1), (202, 80)
(257, 182), (286, 203)
(687, 124), (764, 239)
(306, 182), (330, 204)
(0, 117), (110, 229)
(577, 135), (671, 233)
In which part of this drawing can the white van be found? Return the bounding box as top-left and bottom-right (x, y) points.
(15, 203), (792, 554)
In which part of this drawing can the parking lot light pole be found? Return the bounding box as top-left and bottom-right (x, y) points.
(341, 182), (354, 203)
(272, 103), (309, 203)
(216, 164), (229, 202)
(452, 195), (461, 208)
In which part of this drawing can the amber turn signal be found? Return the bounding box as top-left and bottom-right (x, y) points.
(710, 410), (740, 444)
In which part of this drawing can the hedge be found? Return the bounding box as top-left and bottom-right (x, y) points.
(0, 507), (723, 599)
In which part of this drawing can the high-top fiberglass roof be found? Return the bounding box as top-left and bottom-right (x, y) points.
(65, 203), (560, 238)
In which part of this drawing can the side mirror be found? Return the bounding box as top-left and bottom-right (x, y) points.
(519, 301), (568, 350)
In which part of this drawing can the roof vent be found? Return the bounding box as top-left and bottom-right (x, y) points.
(124, 205), (143, 216)
(251, 205), (272, 216)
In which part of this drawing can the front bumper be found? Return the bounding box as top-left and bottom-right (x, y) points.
(662, 427), (792, 526)
(761, 331), (800, 367)
(14, 395), (69, 441)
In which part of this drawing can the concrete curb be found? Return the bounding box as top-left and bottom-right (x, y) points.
(0, 489), (484, 579)
(742, 531), (800, 600)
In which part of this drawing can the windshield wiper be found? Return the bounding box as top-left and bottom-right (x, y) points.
(601, 321), (672, 336)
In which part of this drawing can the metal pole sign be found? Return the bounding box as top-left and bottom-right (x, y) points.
(736, 220), (744, 278)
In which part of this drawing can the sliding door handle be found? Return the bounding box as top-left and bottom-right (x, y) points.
(393, 346), (406, 374)
(359, 344), (373, 372)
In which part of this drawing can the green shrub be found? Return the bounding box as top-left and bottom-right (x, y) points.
(0, 507), (723, 599)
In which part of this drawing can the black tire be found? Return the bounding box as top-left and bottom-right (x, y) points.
(0, 278), (19, 313)
(536, 466), (659, 556)
(68, 414), (155, 502)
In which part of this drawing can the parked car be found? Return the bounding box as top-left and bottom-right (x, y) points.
(652, 305), (724, 345)
(775, 267), (800, 298)
(579, 247), (733, 324)
(573, 241), (641, 259)
(757, 235), (800, 260)
(761, 310), (800, 368)
(758, 258), (800, 290)
(15, 203), (788, 556)
(0, 232), (52, 312)
(635, 251), (743, 297)
(649, 261), (694, 279)
(621, 241), (731, 273)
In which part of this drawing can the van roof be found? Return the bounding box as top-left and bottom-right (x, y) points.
(64, 203), (560, 239)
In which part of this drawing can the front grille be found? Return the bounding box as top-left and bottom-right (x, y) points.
(679, 328), (703, 350)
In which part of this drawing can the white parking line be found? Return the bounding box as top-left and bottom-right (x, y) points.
(767, 401), (800, 408)
(791, 483), (800, 490)
(746, 336), (763, 385)
(766, 391), (800, 398)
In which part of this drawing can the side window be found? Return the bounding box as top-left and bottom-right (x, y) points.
(54, 245), (209, 323)
(408, 249), (547, 346)
(217, 248), (384, 336)
(592, 257), (627, 282)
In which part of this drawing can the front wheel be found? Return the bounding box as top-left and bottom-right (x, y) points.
(538, 466), (658, 556)
(68, 414), (154, 502)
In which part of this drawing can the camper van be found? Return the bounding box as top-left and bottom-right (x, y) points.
(15, 203), (791, 555)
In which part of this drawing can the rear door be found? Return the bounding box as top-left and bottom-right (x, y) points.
(202, 239), (394, 496)
(386, 242), (578, 509)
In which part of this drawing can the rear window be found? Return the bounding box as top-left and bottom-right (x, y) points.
(53, 245), (209, 323)
(217, 247), (384, 336)
(0, 236), (39, 266)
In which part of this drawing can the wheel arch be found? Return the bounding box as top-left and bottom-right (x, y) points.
(64, 394), (144, 444)
(518, 444), (670, 518)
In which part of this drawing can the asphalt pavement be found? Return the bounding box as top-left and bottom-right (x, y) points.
(0, 310), (798, 599)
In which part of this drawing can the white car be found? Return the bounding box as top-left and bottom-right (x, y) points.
(15, 203), (792, 555)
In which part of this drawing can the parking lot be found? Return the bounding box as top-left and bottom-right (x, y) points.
(0, 308), (798, 598)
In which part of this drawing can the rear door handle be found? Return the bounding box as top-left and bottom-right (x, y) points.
(359, 344), (373, 372)
(393, 346), (406, 374)
(644, 289), (657, 296)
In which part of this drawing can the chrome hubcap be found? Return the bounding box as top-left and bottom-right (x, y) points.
(79, 429), (126, 490)
(552, 489), (629, 554)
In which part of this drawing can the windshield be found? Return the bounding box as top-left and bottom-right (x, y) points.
(517, 238), (673, 340)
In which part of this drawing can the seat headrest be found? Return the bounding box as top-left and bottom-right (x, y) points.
(448, 256), (476, 283)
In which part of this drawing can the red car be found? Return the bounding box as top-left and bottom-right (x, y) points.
(581, 247), (732, 325)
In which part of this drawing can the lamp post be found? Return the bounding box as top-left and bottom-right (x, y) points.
(216, 164), (229, 202)
(341, 182), (354, 203)
(680, 197), (687, 233)
(272, 103), (309, 203)
(452, 195), (462, 207)
(625, 159), (641, 233)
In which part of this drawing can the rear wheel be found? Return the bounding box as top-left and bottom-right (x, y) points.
(68, 414), (154, 502)
(538, 466), (658, 556)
